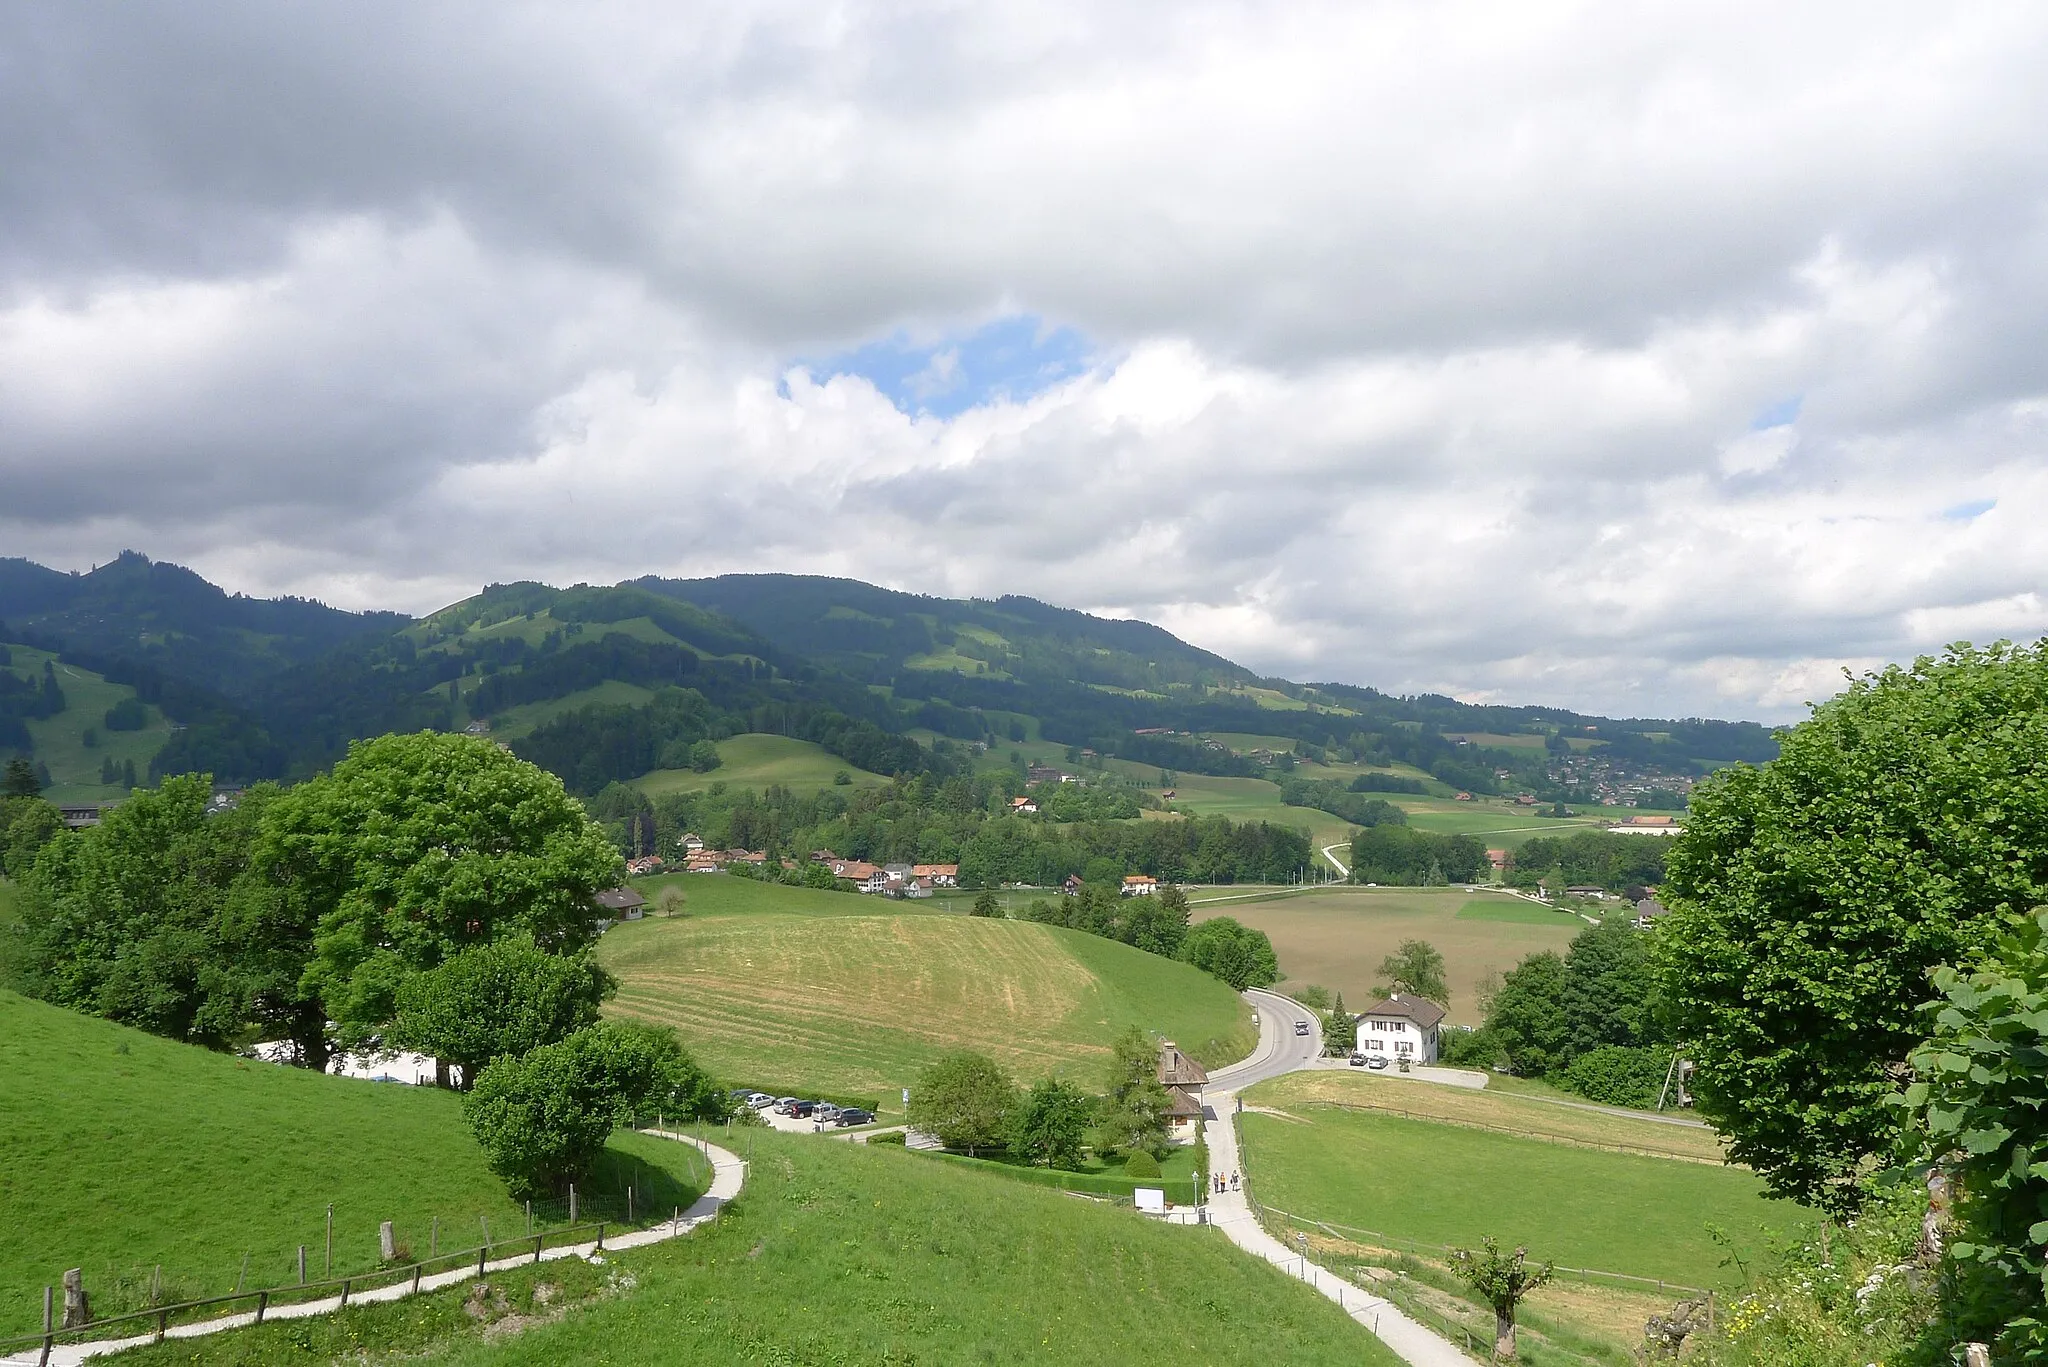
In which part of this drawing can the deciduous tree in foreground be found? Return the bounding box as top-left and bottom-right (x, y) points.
(907, 1052), (1017, 1156)
(1451, 1236), (1552, 1361)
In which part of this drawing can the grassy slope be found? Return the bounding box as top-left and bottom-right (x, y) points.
(1239, 1088), (1808, 1288)
(6, 644), (169, 804)
(0, 991), (706, 1335)
(598, 886), (1256, 1099)
(1193, 887), (1582, 1023)
(119, 1130), (1390, 1367)
(631, 733), (892, 798)
(487, 680), (656, 740)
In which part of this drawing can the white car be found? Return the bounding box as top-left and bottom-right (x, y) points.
(745, 1092), (776, 1109)
(1293, 1020), (1312, 1036)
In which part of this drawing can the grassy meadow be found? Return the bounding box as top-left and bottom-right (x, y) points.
(0, 990), (708, 1337)
(115, 1130), (1391, 1367)
(1238, 1080), (1808, 1289)
(5, 644), (170, 805)
(597, 882), (1256, 1100)
(486, 679), (656, 739)
(1192, 886), (1585, 1022)
(631, 732), (891, 798)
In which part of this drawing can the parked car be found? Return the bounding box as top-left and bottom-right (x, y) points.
(813, 1104), (843, 1122)
(1293, 1020), (1312, 1036)
(834, 1108), (876, 1126)
(772, 1097), (803, 1115)
(1366, 1056), (1390, 1071)
(786, 1100), (819, 1118)
(746, 1093), (777, 1109)
(1347, 1052), (1366, 1067)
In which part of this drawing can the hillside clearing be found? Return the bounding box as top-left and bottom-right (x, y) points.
(4, 643), (168, 804)
(598, 908), (1256, 1098)
(116, 1129), (1390, 1367)
(630, 733), (890, 797)
(0, 990), (706, 1336)
(485, 679), (656, 739)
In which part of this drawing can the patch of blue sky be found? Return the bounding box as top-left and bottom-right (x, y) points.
(1941, 498), (1996, 522)
(1751, 396), (1802, 429)
(795, 314), (1098, 418)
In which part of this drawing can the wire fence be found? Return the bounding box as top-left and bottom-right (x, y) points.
(1289, 1097), (1728, 1167)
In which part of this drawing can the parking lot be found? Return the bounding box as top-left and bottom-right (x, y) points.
(734, 1092), (884, 1134)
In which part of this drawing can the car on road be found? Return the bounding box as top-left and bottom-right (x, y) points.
(1293, 1020), (1313, 1036)
(1366, 1056), (1390, 1071)
(1347, 1052), (1366, 1067)
(834, 1108), (876, 1126)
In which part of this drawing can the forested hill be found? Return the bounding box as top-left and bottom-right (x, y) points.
(0, 555), (1780, 798)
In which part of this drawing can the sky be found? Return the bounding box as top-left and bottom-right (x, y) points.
(2, 3), (2046, 723)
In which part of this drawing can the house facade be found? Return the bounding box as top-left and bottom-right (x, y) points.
(1355, 994), (1446, 1065)
(1156, 1040), (1209, 1143)
(912, 863), (959, 887)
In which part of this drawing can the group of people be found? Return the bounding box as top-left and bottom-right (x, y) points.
(1210, 1170), (1240, 1195)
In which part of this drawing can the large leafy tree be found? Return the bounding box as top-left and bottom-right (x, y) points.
(1559, 922), (1658, 1055)
(1378, 938), (1449, 1005)
(1487, 951), (1570, 1077)
(264, 732), (622, 1042)
(1096, 1026), (1173, 1157)
(1177, 916), (1279, 989)
(908, 1052), (1017, 1156)
(1010, 1076), (1092, 1170)
(1659, 644), (2048, 1211)
(386, 935), (616, 1089)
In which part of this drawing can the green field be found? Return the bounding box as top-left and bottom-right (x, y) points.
(486, 679), (656, 739)
(630, 733), (891, 797)
(117, 1129), (1389, 1367)
(4, 643), (169, 804)
(1192, 887), (1582, 1022)
(1240, 1080), (1808, 1288)
(1454, 897), (1590, 926)
(0, 990), (707, 1336)
(598, 887), (1256, 1098)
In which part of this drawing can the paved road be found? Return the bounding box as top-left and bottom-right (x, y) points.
(1320, 843), (1350, 879)
(1208, 987), (1325, 1091)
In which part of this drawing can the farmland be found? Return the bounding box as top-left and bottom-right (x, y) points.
(630, 733), (891, 797)
(1190, 886), (1585, 1022)
(0, 989), (708, 1337)
(116, 1130), (1389, 1367)
(597, 886), (1256, 1099)
(1239, 1074), (1808, 1289)
(4, 643), (169, 804)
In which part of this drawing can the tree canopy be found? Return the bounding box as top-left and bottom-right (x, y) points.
(1378, 939), (1449, 1005)
(386, 935), (616, 1089)
(1177, 916), (1279, 990)
(907, 1052), (1017, 1156)
(1659, 643), (2048, 1210)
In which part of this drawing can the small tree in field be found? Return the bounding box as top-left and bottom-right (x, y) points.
(1451, 1237), (1553, 1360)
(908, 1052), (1017, 1156)
(1010, 1077), (1091, 1170)
(971, 889), (1001, 918)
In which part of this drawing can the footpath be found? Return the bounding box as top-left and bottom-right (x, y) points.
(3, 1131), (746, 1367)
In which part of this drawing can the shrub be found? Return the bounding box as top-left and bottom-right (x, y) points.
(103, 698), (148, 732)
(1124, 1150), (1161, 1179)
(1561, 1045), (1670, 1109)
(867, 1130), (907, 1145)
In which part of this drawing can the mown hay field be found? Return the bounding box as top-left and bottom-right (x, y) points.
(598, 910), (1257, 1100)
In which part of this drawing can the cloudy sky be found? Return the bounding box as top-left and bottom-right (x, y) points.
(3, 3), (2046, 722)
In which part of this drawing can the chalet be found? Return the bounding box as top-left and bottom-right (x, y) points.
(594, 887), (646, 923)
(912, 863), (959, 887)
(1564, 885), (1609, 900)
(1513, 794), (1539, 806)
(1061, 873), (1086, 895)
(1355, 994), (1446, 1065)
(1157, 1040), (1208, 1140)
(832, 861), (890, 895)
(1633, 898), (1670, 930)
(686, 857), (723, 874)
(1486, 848), (1511, 874)
(57, 804), (109, 829)
(625, 855), (665, 876)
(727, 850), (769, 866)
(1121, 874), (1159, 897)
(1010, 796), (1039, 814)
(810, 849), (840, 863)
(1159, 789), (1176, 799)
(883, 863), (915, 889)
(679, 833), (706, 854)
(1162, 1086), (1204, 1139)
(902, 877), (936, 899)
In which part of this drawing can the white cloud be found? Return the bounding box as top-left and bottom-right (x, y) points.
(3, 3), (2048, 721)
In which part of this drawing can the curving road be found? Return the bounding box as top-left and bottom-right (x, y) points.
(1209, 987), (1326, 1091)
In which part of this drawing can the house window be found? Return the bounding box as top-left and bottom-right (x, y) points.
(1395, 1041), (1413, 1054)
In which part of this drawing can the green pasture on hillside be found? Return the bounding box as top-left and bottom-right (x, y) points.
(1193, 887), (1582, 1022)
(5, 644), (170, 805)
(483, 680), (657, 739)
(597, 897), (1256, 1099)
(1238, 1100), (1807, 1288)
(116, 1130), (1388, 1367)
(0, 991), (709, 1336)
(631, 733), (891, 797)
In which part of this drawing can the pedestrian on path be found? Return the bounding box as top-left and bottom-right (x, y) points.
(1230, 1171), (1240, 1191)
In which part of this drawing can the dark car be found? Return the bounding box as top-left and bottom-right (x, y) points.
(834, 1108), (876, 1126)
(1348, 1052), (1366, 1067)
(786, 1100), (818, 1118)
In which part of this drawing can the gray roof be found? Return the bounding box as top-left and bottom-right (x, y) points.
(1157, 1041), (1209, 1087)
(1359, 994), (1447, 1029)
(595, 887), (646, 910)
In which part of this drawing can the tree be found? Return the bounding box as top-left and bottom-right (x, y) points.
(2, 757), (40, 798)
(908, 1052), (1017, 1156)
(1178, 917), (1279, 989)
(1486, 952), (1570, 1077)
(465, 1019), (719, 1198)
(264, 733), (623, 1044)
(687, 739), (722, 773)
(1560, 922), (1658, 1056)
(1378, 939), (1449, 1005)
(0, 794), (62, 879)
(1451, 1236), (1553, 1360)
(1658, 643), (2048, 1212)
(1322, 993), (1355, 1056)
(1010, 1076), (1091, 1170)
(386, 936), (616, 1089)
(1096, 1027), (1172, 1157)
(1902, 907), (2048, 1356)
(971, 888), (1001, 918)
(1119, 884), (1190, 957)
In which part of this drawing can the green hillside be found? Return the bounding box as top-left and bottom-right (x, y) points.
(0, 642), (167, 804)
(631, 732), (891, 797)
(598, 881), (1256, 1098)
(0, 990), (707, 1335)
(116, 1130), (1388, 1367)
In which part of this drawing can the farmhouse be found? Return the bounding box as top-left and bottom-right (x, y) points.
(913, 863), (959, 887)
(1355, 993), (1445, 1065)
(1633, 897), (1670, 929)
(1061, 874), (1086, 895)
(1156, 1040), (1209, 1141)
(1121, 874), (1159, 896)
(594, 887), (646, 924)
(625, 855), (664, 876)
(831, 860), (891, 894)
(1486, 848), (1511, 875)
(1564, 884), (1610, 900)
(1010, 796), (1039, 814)
(1608, 814), (1686, 836)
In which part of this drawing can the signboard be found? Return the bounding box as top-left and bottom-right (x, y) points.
(1135, 1187), (1167, 1213)
(901, 1087), (910, 1109)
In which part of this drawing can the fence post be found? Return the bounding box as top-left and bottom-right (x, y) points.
(339, 1279), (350, 1309)
(325, 1204), (334, 1276)
(628, 1185), (635, 1224)
(534, 1234), (544, 1265)
(255, 1290), (268, 1324)
(298, 1246), (306, 1285)
(597, 1223), (605, 1251)
(431, 1217), (439, 1257)
(525, 1200), (532, 1236)
(476, 1245), (486, 1280)
(569, 1184), (578, 1225)
(412, 1263), (422, 1294)
(154, 1308), (166, 1343)
(38, 1285), (52, 1367)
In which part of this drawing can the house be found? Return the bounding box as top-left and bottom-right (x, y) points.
(1061, 873), (1086, 895)
(595, 887), (646, 923)
(679, 833), (705, 854)
(1564, 885), (1609, 900)
(902, 877), (935, 899)
(625, 855), (665, 876)
(883, 863), (914, 889)
(1162, 1086), (1204, 1139)
(463, 719), (491, 736)
(1156, 1040), (1208, 1097)
(58, 804), (109, 829)
(1486, 848), (1511, 874)
(810, 848), (840, 863)
(686, 857), (723, 874)
(1355, 994), (1446, 1065)
(1121, 874), (1159, 897)
(1010, 796), (1039, 814)
(912, 863), (959, 887)
(1159, 789), (1176, 799)
(1609, 815), (1685, 836)
(832, 861), (890, 894)
(1633, 898), (1670, 930)
(1513, 794), (1539, 806)
(728, 850), (769, 866)
(1453, 791), (1474, 802)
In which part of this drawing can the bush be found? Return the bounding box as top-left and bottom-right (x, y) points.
(867, 1130), (907, 1145)
(103, 697), (148, 731)
(1560, 1045), (1670, 1109)
(1123, 1150), (1161, 1179)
